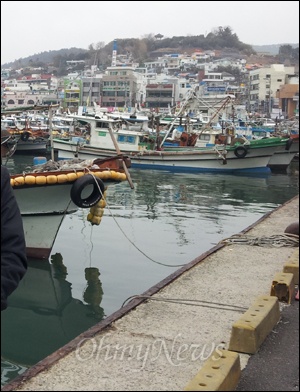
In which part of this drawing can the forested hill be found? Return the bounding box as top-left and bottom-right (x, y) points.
(1, 28), (298, 70)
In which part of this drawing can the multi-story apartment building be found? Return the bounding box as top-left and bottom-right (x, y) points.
(101, 66), (139, 109)
(248, 64), (295, 116)
(81, 76), (102, 106)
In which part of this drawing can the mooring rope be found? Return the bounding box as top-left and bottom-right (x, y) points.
(121, 294), (248, 312)
(88, 171), (188, 267)
(219, 233), (299, 247)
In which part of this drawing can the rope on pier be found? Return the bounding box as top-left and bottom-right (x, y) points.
(219, 233), (299, 247)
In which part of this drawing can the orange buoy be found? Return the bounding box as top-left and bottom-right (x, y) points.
(14, 176), (25, 186)
(25, 175), (36, 185)
(57, 174), (68, 183)
(66, 172), (77, 182)
(36, 176), (47, 185)
(46, 175), (58, 184)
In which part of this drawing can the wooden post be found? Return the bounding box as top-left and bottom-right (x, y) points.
(107, 125), (134, 189)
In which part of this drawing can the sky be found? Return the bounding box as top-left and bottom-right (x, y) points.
(1, 1), (299, 65)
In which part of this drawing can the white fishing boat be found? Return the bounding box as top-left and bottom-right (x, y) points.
(52, 108), (296, 174)
(194, 120), (299, 172)
(9, 155), (132, 259)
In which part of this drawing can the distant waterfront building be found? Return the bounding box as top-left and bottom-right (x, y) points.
(248, 64), (296, 116)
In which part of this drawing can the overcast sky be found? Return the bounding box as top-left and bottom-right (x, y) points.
(1, 1), (299, 65)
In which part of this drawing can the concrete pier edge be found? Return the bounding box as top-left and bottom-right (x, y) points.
(183, 246), (299, 391)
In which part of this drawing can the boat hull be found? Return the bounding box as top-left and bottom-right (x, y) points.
(53, 140), (273, 173)
(14, 183), (78, 258)
(267, 139), (299, 172)
(11, 156), (130, 259)
(22, 214), (73, 259)
(15, 140), (48, 153)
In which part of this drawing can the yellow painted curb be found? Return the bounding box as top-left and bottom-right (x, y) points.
(228, 295), (280, 354)
(283, 248), (299, 285)
(270, 272), (295, 304)
(184, 350), (241, 391)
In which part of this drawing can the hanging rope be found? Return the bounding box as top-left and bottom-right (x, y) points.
(87, 171), (188, 268)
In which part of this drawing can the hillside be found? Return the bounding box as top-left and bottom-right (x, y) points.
(1, 32), (298, 71)
(252, 43), (299, 55)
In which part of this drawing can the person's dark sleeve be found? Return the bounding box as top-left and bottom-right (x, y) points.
(1, 166), (27, 311)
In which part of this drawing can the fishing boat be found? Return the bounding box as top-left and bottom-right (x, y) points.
(267, 133), (299, 171)
(2, 113), (50, 154)
(2, 104), (135, 259)
(9, 155), (132, 259)
(1, 129), (18, 163)
(52, 108), (297, 174)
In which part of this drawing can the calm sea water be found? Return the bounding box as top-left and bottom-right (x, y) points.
(1, 154), (299, 386)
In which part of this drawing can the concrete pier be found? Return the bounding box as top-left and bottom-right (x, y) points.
(3, 195), (299, 391)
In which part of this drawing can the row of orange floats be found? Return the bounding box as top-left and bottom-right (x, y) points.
(10, 170), (127, 187)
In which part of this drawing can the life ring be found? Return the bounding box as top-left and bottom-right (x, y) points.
(70, 174), (105, 208)
(285, 138), (293, 151)
(20, 131), (31, 142)
(234, 145), (248, 158)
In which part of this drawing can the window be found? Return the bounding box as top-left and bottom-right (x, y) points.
(199, 134), (210, 141)
(117, 135), (136, 144)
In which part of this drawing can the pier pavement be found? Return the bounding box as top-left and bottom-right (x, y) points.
(2, 195), (299, 391)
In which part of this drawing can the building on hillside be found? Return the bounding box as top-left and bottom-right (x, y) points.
(248, 64), (295, 117)
(144, 83), (175, 111)
(277, 74), (299, 119)
(81, 76), (102, 106)
(101, 66), (139, 109)
(63, 79), (82, 110)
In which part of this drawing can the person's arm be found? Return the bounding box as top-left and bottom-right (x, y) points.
(1, 166), (27, 311)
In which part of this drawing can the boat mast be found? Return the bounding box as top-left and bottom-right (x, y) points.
(48, 106), (55, 161)
(159, 88), (196, 148)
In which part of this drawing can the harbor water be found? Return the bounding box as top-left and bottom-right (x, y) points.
(1, 154), (299, 387)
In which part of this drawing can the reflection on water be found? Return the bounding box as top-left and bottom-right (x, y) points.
(1, 155), (299, 387)
(1, 360), (27, 389)
(1, 254), (104, 387)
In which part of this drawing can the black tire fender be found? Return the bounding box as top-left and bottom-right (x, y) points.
(285, 138), (293, 151)
(20, 131), (31, 142)
(234, 145), (248, 158)
(70, 174), (105, 208)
